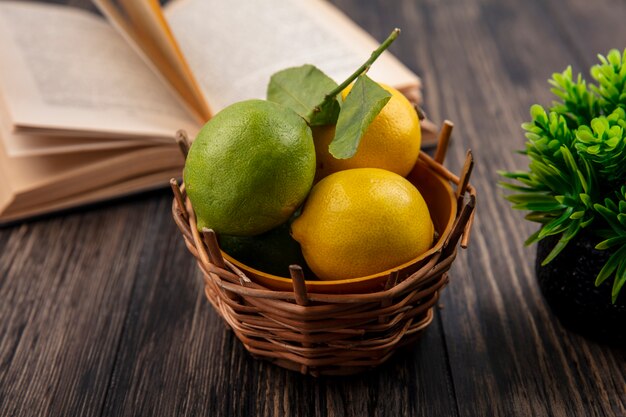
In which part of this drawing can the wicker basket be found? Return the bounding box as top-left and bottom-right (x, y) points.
(171, 122), (476, 376)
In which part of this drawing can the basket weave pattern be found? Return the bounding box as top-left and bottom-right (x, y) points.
(171, 130), (476, 376)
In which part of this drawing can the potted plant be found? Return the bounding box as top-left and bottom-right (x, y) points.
(500, 49), (626, 346)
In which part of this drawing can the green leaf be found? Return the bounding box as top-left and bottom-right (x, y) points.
(595, 236), (626, 250)
(591, 48), (626, 115)
(524, 229), (542, 246)
(595, 247), (624, 285)
(603, 197), (618, 212)
(525, 212), (555, 224)
(538, 207), (574, 239)
(612, 260), (626, 303)
(530, 104), (546, 119)
(560, 146), (579, 175)
(498, 182), (536, 192)
(580, 193), (592, 207)
(541, 221), (580, 265)
(594, 203), (624, 232)
(309, 98), (341, 126)
(528, 161), (569, 191)
(329, 74), (391, 159)
(505, 193), (559, 204)
(512, 202), (564, 211)
(498, 171), (532, 180)
(267, 64), (340, 125)
(581, 215), (595, 228)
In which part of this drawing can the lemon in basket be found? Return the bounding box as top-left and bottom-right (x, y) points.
(291, 168), (434, 281)
(314, 83), (421, 180)
(184, 99), (316, 235)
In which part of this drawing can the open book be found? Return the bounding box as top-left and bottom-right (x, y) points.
(0, 0), (434, 224)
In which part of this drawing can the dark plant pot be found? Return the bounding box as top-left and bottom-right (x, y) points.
(535, 229), (626, 347)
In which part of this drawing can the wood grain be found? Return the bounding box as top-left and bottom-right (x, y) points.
(394, 0), (626, 416)
(0, 0), (625, 416)
(0, 199), (167, 416)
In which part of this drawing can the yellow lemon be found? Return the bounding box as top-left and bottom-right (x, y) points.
(291, 168), (434, 281)
(314, 83), (421, 181)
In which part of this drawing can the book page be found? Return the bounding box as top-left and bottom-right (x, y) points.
(0, 138), (183, 213)
(0, 2), (199, 138)
(1, 131), (151, 157)
(0, 96), (149, 156)
(94, 0), (211, 121)
(0, 167), (182, 224)
(164, 0), (422, 112)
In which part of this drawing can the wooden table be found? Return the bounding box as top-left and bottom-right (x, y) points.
(1, 0), (625, 416)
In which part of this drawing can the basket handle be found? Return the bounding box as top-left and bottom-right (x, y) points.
(170, 178), (188, 224)
(454, 150), (476, 248)
(434, 120), (454, 165)
(201, 229), (226, 269)
(441, 195), (475, 258)
(455, 150), (474, 207)
(176, 129), (191, 159)
(289, 265), (309, 306)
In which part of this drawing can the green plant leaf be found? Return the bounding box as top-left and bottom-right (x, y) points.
(524, 229), (542, 246)
(329, 74), (391, 159)
(575, 108), (626, 184)
(512, 202), (565, 211)
(498, 171), (532, 180)
(527, 161), (568, 191)
(570, 211), (585, 219)
(525, 212), (555, 224)
(580, 193), (592, 207)
(267, 64), (340, 125)
(505, 193), (559, 204)
(595, 246), (624, 285)
(498, 182), (536, 192)
(612, 260), (626, 303)
(538, 207), (574, 238)
(595, 203), (624, 232)
(595, 236), (626, 250)
(591, 49), (626, 114)
(309, 97), (342, 126)
(541, 221), (581, 265)
(581, 215), (595, 228)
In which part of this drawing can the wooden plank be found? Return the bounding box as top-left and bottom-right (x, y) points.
(534, 0), (626, 69)
(405, 0), (626, 416)
(0, 198), (165, 416)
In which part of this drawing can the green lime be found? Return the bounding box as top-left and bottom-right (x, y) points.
(184, 99), (315, 235)
(218, 222), (313, 277)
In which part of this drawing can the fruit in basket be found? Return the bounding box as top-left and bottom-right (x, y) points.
(218, 222), (312, 277)
(184, 99), (315, 235)
(267, 31), (413, 185)
(291, 168), (434, 280)
(314, 83), (421, 180)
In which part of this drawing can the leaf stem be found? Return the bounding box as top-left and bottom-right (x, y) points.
(324, 28), (400, 100)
